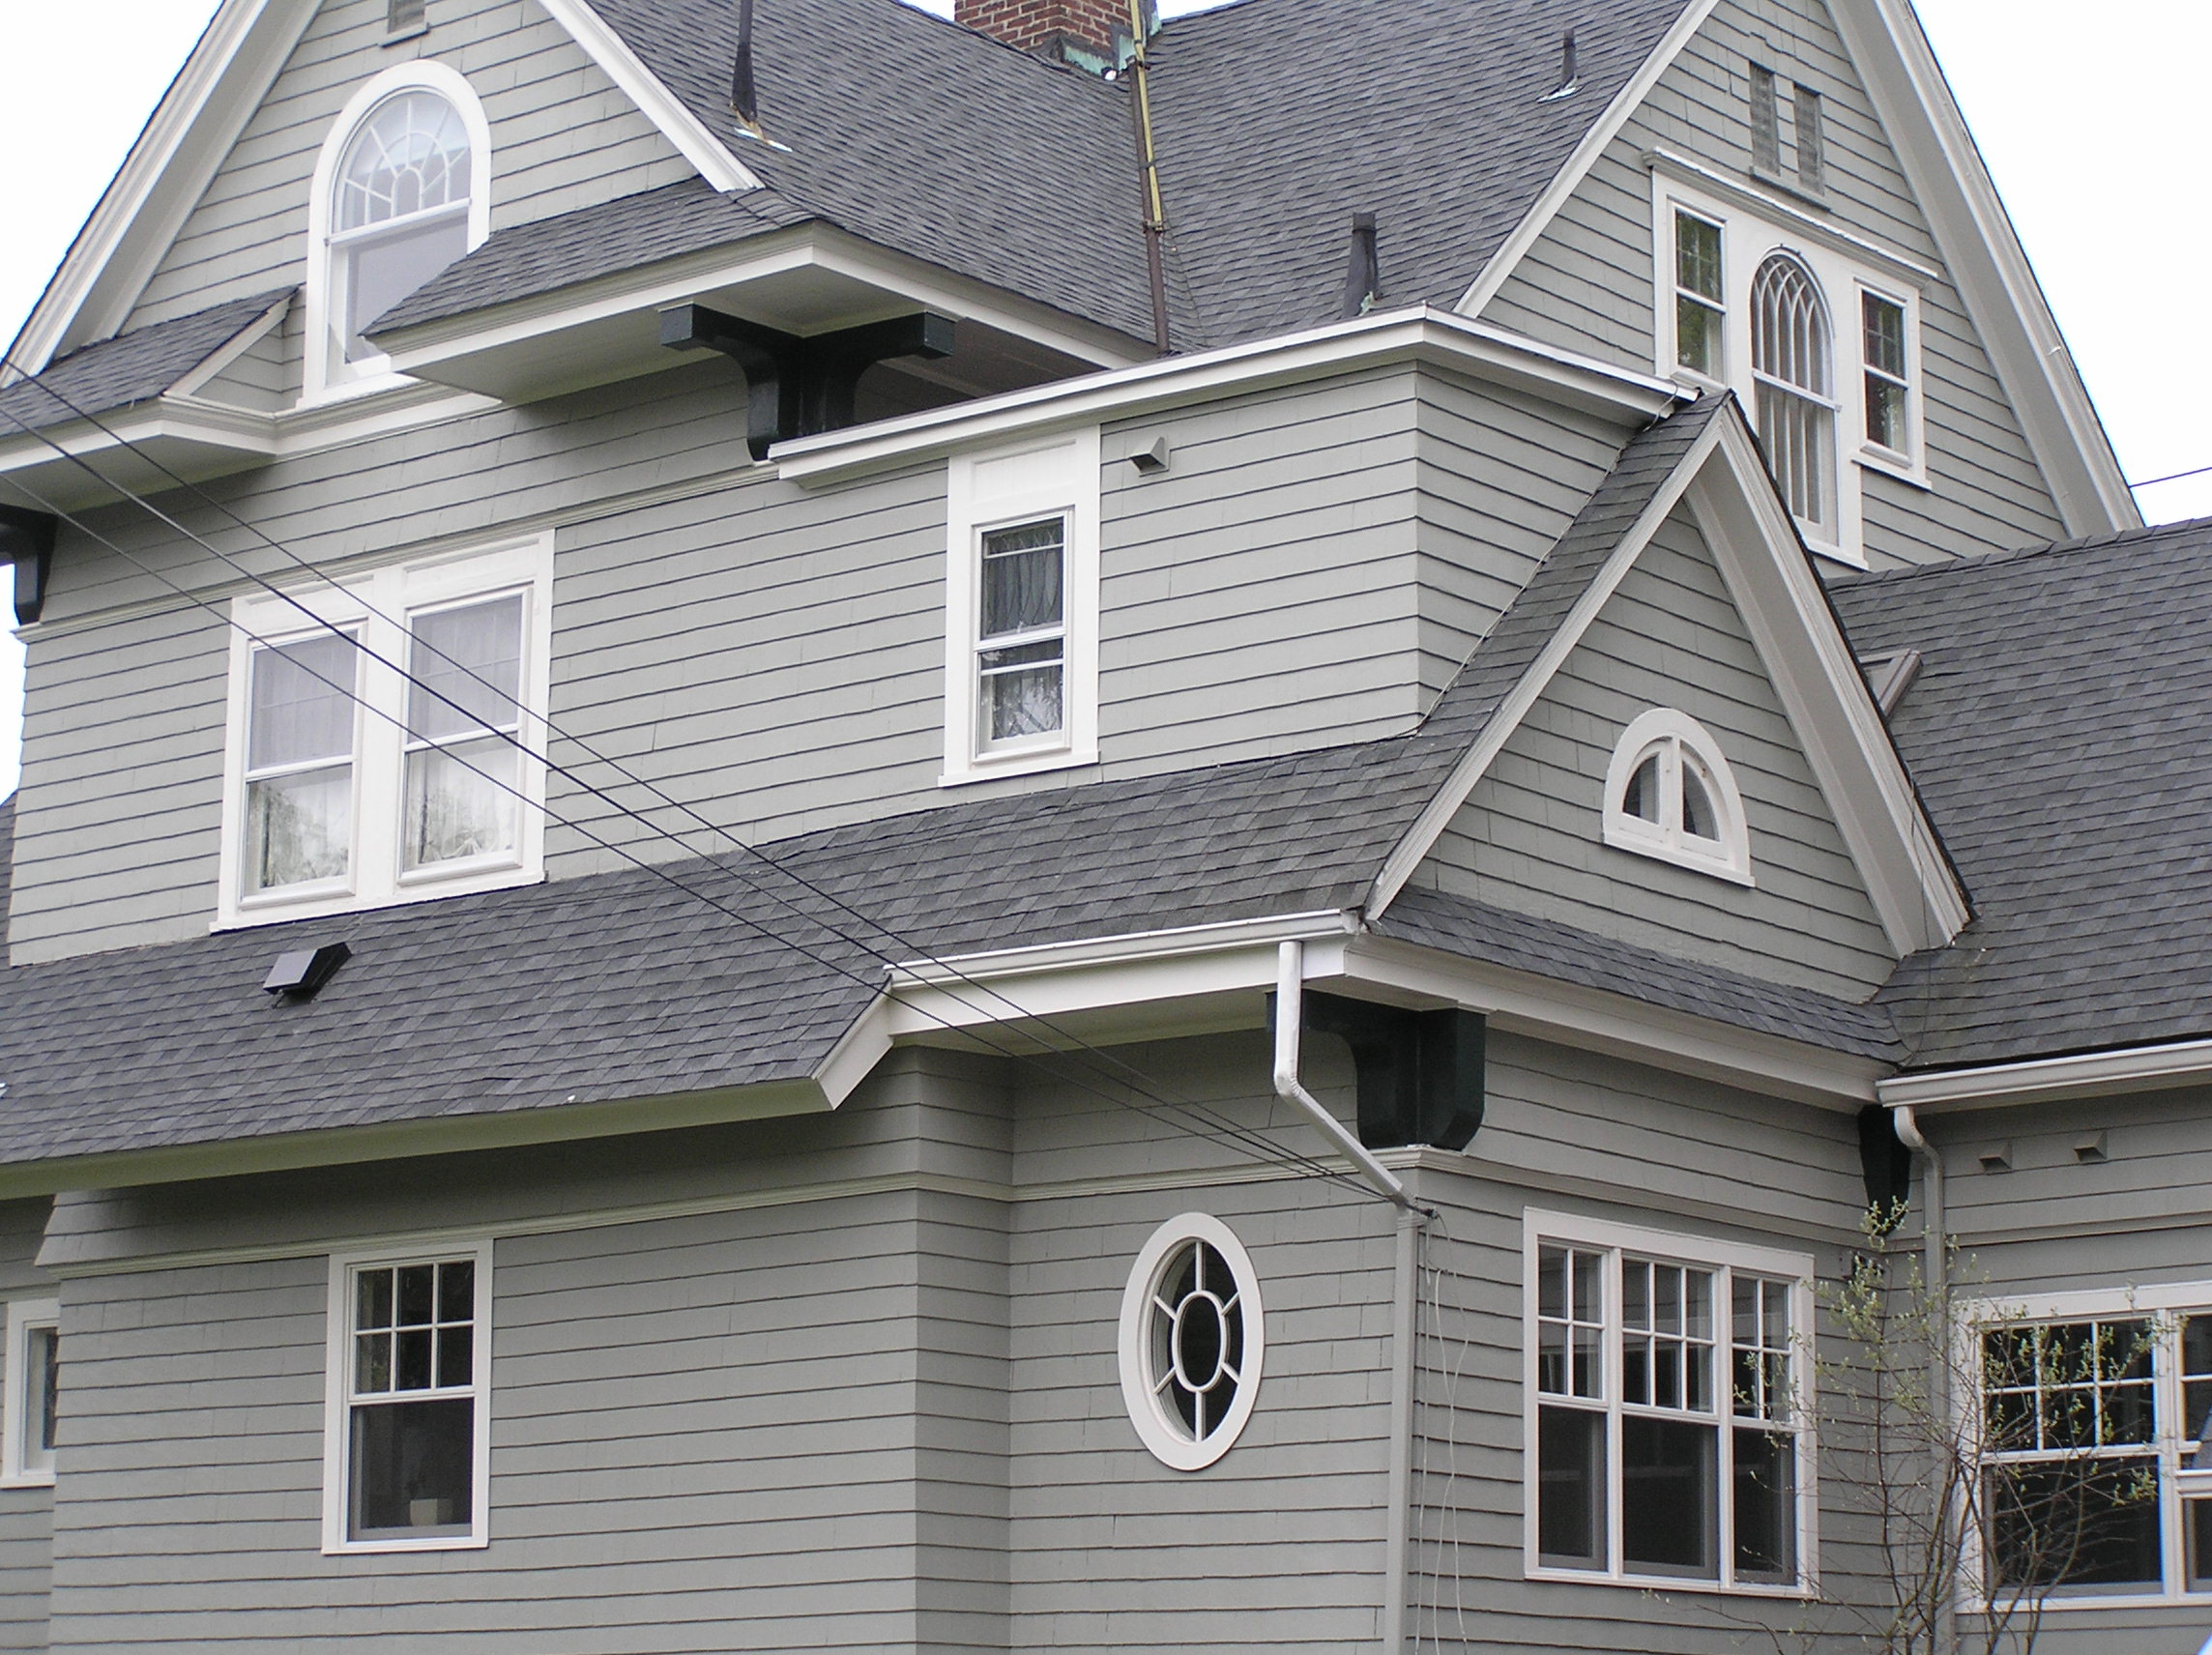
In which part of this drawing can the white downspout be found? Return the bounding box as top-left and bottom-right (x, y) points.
(1891, 1102), (1952, 1655)
(1273, 940), (1429, 1652)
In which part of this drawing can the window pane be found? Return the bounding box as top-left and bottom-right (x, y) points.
(395, 1328), (434, 1392)
(1733, 1427), (1795, 1580)
(246, 768), (353, 891)
(410, 596), (524, 741)
(403, 735), (520, 870)
(396, 1264), (436, 1328)
(350, 1397), (473, 1539)
(1792, 84), (1824, 191)
(1987, 1457), (2162, 1592)
(29, 1327), (58, 1464)
(1757, 383), (1835, 530)
(1623, 754), (1662, 823)
(1676, 297), (1722, 378)
(437, 1327), (473, 1390)
(1622, 1416), (1718, 1577)
(1862, 293), (1907, 380)
(438, 1261), (475, 1324)
(356, 1330), (392, 1394)
(344, 212), (471, 357)
(979, 519), (1065, 640)
(1680, 763), (1718, 842)
(978, 643), (1063, 743)
(249, 633), (358, 772)
(1750, 65), (1781, 174)
(338, 90), (472, 231)
(1675, 214), (1723, 303)
(2191, 1499), (2212, 1591)
(1537, 1406), (1606, 1567)
(357, 1268), (394, 1332)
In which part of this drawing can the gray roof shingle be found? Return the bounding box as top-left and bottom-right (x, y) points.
(1833, 518), (2212, 1069)
(0, 291), (289, 436)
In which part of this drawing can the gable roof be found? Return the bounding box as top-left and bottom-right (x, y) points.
(1833, 518), (2212, 1070)
(0, 290), (289, 435)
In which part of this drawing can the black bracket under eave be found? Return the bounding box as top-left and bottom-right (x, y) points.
(659, 304), (956, 460)
(1858, 1104), (1913, 1223)
(1271, 989), (1486, 1151)
(0, 504), (56, 626)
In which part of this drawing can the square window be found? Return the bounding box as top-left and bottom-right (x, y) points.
(218, 536), (552, 927)
(324, 1245), (490, 1553)
(1, 1300), (59, 1488)
(1524, 1211), (1812, 1594)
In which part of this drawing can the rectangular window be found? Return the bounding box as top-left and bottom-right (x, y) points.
(1, 1300), (58, 1488)
(220, 536), (552, 926)
(942, 429), (1100, 785)
(1791, 84), (1825, 194)
(1674, 211), (1725, 379)
(324, 1245), (490, 1553)
(1862, 291), (1910, 454)
(1527, 1211), (1812, 1594)
(387, 0), (427, 34)
(1749, 66), (1782, 175)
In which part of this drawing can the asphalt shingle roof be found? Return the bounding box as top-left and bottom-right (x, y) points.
(1833, 518), (2212, 1069)
(0, 401), (1725, 1169)
(0, 291), (289, 436)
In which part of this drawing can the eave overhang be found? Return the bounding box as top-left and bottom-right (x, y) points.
(371, 221), (1150, 407)
(771, 305), (1688, 487)
(1878, 1035), (2212, 1116)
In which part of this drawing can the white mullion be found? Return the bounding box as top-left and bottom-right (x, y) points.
(1606, 1244), (1626, 1582)
(1717, 1263), (1736, 1588)
(2159, 1323), (2186, 1599)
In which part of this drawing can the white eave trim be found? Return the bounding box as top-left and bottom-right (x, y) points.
(773, 305), (1685, 486)
(1878, 1036), (2212, 1114)
(534, 0), (762, 194)
(1454, 0), (1723, 317)
(7, 0), (314, 375)
(1826, 0), (2136, 536)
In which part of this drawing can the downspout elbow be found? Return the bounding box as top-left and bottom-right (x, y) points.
(1272, 941), (1421, 1215)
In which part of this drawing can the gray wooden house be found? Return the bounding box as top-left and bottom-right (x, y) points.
(0, 0), (2200, 1648)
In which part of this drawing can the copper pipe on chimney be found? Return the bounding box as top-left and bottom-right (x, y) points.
(1125, 0), (1172, 355)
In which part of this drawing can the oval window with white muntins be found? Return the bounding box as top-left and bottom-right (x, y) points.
(1119, 1213), (1265, 1470)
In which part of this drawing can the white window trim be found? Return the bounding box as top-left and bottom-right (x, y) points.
(0, 1299), (59, 1489)
(304, 60), (492, 409)
(322, 1238), (494, 1554)
(215, 532), (554, 929)
(942, 426), (1101, 786)
(1522, 1208), (1819, 1597)
(1602, 708), (1755, 886)
(1117, 1211), (1266, 1471)
(1954, 1279), (2212, 1612)
(1651, 172), (1929, 568)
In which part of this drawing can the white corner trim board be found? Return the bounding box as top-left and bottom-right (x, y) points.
(535, 0), (761, 194)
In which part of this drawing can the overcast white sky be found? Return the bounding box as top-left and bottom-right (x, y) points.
(1, 0), (2207, 802)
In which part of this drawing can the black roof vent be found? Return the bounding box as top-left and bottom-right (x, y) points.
(262, 942), (352, 1002)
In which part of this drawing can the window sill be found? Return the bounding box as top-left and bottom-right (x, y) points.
(1856, 443), (1932, 492)
(1528, 1563), (1813, 1600)
(1602, 825), (1756, 887)
(1748, 164), (1830, 214)
(381, 23), (429, 46)
(325, 1531), (485, 1556)
(940, 743), (1098, 788)
(215, 864), (542, 932)
(0, 1472), (53, 1491)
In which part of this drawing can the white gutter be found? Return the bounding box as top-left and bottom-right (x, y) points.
(1877, 1035), (2212, 1113)
(1271, 941), (1420, 1215)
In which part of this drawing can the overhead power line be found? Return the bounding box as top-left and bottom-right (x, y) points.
(2127, 461), (2212, 491)
(0, 375), (1382, 1202)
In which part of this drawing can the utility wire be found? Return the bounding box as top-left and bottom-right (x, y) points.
(0, 387), (1374, 1198)
(2127, 461), (2212, 491)
(0, 359), (1310, 1186)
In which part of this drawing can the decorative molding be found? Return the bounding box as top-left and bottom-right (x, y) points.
(1644, 149), (1940, 288)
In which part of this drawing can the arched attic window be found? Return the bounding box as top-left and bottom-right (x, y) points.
(306, 62), (490, 400)
(1751, 252), (1835, 538)
(1602, 709), (1753, 885)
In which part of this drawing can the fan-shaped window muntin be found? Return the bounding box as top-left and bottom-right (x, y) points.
(331, 89), (474, 363)
(1604, 710), (1753, 886)
(1119, 1214), (1266, 1470)
(1751, 252), (1837, 536)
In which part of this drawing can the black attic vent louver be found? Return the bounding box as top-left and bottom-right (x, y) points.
(263, 942), (352, 1001)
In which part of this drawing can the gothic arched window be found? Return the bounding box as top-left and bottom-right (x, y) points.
(1751, 253), (1835, 535)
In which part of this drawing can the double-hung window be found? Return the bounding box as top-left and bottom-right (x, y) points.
(324, 1244), (491, 1553)
(1527, 1211), (1814, 1593)
(1, 1300), (58, 1489)
(1966, 1284), (2212, 1606)
(1651, 164), (1927, 565)
(943, 429), (1100, 784)
(218, 535), (552, 926)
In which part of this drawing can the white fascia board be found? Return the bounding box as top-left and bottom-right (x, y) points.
(887, 909), (1359, 988)
(1454, 0), (1722, 317)
(1362, 411), (1730, 917)
(1879, 1037), (2212, 1114)
(774, 305), (1684, 486)
(1343, 936), (1882, 1108)
(533, 0), (762, 194)
(379, 223), (1147, 388)
(1643, 150), (1943, 290)
(7, 0), (314, 377)
(1685, 421), (1969, 951)
(1826, 0), (2136, 537)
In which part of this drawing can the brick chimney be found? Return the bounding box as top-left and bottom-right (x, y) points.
(954, 0), (1155, 72)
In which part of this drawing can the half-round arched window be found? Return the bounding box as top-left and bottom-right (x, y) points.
(306, 63), (490, 399)
(1118, 1213), (1266, 1470)
(1751, 252), (1835, 537)
(1602, 709), (1753, 885)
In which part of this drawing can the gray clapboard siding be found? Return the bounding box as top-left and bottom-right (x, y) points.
(131, 0), (692, 334)
(1476, 0), (2069, 566)
(1412, 502), (1898, 1000)
(13, 362), (1625, 964)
